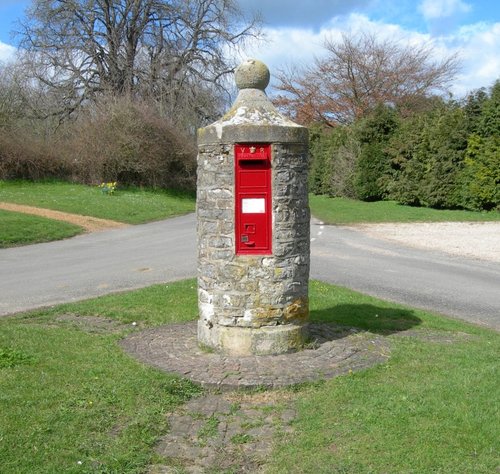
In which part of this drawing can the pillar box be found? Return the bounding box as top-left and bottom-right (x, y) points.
(196, 59), (310, 356)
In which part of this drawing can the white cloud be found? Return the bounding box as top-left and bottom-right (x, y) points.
(444, 22), (500, 95)
(242, 14), (432, 86)
(240, 13), (499, 98)
(0, 41), (16, 63)
(418, 0), (472, 20)
(240, 27), (327, 71)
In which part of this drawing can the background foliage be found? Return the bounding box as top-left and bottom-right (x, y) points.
(0, 8), (498, 211)
(0, 0), (260, 191)
(308, 80), (500, 211)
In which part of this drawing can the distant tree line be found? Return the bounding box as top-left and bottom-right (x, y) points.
(0, 6), (498, 211)
(276, 32), (499, 212)
(0, 0), (260, 189)
(308, 81), (499, 211)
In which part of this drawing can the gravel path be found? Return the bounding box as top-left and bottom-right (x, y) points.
(0, 202), (129, 232)
(348, 222), (500, 262)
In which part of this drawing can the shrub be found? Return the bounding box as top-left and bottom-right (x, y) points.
(460, 134), (500, 211)
(354, 104), (399, 201)
(386, 104), (468, 209)
(419, 106), (468, 209)
(65, 97), (196, 190)
(0, 129), (72, 181)
(385, 114), (428, 206)
(308, 124), (358, 198)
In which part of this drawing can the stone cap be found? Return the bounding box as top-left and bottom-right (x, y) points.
(198, 59), (307, 145)
(235, 59), (270, 91)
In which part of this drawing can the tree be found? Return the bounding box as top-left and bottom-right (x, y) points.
(275, 32), (459, 126)
(386, 103), (468, 209)
(460, 80), (500, 210)
(308, 123), (359, 198)
(354, 104), (399, 201)
(15, 0), (260, 125)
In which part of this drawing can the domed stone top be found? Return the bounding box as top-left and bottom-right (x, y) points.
(198, 57), (307, 144)
(235, 59), (270, 91)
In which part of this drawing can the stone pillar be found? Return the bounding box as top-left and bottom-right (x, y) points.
(196, 59), (309, 356)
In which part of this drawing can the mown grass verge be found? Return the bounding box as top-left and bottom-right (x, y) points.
(0, 209), (83, 248)
(1, 279), (498, 473)
(0, 280), (200, 473)
(310, 195), (500, 224)
(268, 280), (499, 473)
(0, 180), (195, 224)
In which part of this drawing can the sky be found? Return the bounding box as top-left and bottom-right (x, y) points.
(237, 0), (500, 97)
(0, 0), (498, 98)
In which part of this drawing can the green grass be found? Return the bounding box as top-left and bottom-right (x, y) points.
(0, 209), (83, 248)
(0, 180), (195, 224)
(269, 280), (500, 473)
(0, 280), (201, 473)
(310, 194), (500, 224)
(1, 279), (498, 473)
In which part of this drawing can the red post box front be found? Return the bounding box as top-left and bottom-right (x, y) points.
(235, 144), (271, 255)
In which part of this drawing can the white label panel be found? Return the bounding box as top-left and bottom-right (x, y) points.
(242, 198), (265, 214)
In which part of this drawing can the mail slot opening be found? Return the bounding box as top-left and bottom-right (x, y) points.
(239, 159), (267, 168)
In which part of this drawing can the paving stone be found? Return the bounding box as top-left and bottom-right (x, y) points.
(123, 322), (462, 472)
(120, 321), (391, 390)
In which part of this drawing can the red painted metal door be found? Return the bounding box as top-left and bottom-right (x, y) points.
(235, 144), (271, 255)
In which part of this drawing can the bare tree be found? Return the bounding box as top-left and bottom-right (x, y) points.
(275, 32), (460, 126)
(15, 0), (260, 125)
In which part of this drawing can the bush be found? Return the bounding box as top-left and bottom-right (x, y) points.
(386, 104), (468, 209)
(308, 124), (358, 198)
(0, 129), (72, 181)
(0, 96), (197, 190)
(459, 80), (500, 211)
(65, 97), (196, 190)
(385, 114), (427, 206)
(460, 134), (500, 211)
(354, 104), (399, 201)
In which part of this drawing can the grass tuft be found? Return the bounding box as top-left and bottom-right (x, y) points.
(0, 347), (36, 368)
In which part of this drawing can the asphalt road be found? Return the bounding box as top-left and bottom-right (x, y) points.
(1, 214), (499, 330)
(310, 220), (500, 330)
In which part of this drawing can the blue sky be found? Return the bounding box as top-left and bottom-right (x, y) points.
(1, 0), (499, 97)
(237, 0), (500, 96)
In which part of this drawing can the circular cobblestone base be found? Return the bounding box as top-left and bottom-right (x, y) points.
(120, 322), (391, 390)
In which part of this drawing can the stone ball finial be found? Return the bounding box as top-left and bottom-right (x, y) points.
(235, 59), (270, 91)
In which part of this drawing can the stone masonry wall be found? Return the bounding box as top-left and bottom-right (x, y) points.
(197, 141), (309, 333)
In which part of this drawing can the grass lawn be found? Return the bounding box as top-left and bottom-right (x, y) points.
(0, 180), (195, 224)
(310, 194), (500, 224)
(1, 279), (498, 473)
(0, 209), (83, 248)
(0, 280), (201, 473)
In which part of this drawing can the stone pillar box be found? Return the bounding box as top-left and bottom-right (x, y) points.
(196, 59), (310, 356)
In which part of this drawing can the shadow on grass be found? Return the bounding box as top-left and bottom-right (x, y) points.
(310, 303), (422, 335)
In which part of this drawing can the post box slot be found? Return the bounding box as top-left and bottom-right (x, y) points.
(239, 159), (267, 166)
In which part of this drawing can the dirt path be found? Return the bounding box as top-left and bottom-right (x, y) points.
(0, 202), (129, 232)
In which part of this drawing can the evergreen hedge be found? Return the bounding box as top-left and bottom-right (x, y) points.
(308, 80), (500, 212)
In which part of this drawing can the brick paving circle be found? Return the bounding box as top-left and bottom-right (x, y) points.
(120, 322), (391, 389)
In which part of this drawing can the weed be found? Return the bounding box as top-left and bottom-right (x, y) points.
(0, 348), (35, 368)
(230, 433), (253, 445)
(197, 415), (220, 442)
